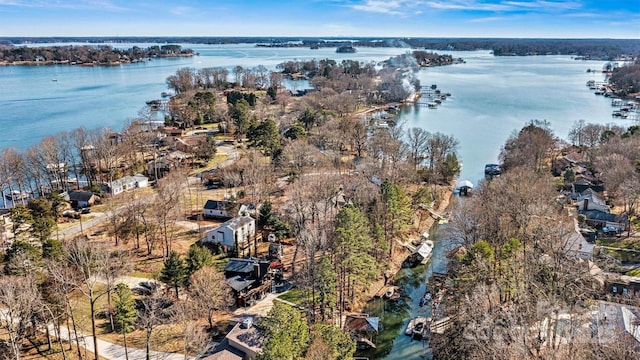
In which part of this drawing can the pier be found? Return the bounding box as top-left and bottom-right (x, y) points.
(416, 85), (452, 108)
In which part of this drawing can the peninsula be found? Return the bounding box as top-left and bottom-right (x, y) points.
(0, 44), (194, 66)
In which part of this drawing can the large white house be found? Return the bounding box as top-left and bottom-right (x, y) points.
(204, 215), (255, 252)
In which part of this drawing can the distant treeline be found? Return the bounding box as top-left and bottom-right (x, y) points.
(402, 38), (640, 59)
(1, 37), (639, 60)
(0, 44), (193, 64)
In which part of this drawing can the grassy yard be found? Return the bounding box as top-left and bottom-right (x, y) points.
(278, 287), (319, 307)
(598, 237), (640, 263)
(190, 153), (229, 175)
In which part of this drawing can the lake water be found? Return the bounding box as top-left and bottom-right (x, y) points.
(0, 44), (408, 149)
(2, 45), (632, 184)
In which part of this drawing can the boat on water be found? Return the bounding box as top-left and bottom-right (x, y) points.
(383, 285), (402, 301)
(485, 163), (501, 177)
(457, 179), (473, 196)
(419, 291), (432, 307)
(403, 240), (434, 268)
(5, 190), (29, 201)
(405, 316), (430, 339)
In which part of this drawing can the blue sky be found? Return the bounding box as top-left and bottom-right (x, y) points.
(1, 0), (638, 38)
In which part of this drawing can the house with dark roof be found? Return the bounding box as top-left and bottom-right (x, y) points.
(67, 191), (98, 208)
(224, 258), (272, 307)
(204, 200), (235, 218)
(344, 314), (379, 350)
(572, 175), (604, 194)
(579, 209), (629, 231)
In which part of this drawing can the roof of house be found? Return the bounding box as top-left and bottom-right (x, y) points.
(204, 339), (244, 360)
(133, 173), (148, 181)
(224, 319), (264, 355)
(344, 315), (379, 333)
(220, 216), (254, 231)
(224, 257), (269, 274)
(577, 191), (608, 208)
(580, 209), (628, 224)
(227, 276), (256, 292)
(204, 200), (232, 211)
(224, 258), (271, 291)
(68, 191), (95, 202)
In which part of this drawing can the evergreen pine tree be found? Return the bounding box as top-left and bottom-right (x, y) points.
(185, 244), (214, 277)
(114, 283), (137, 333)
(114, 283), (137, 360)
(160, 251), (186, 298)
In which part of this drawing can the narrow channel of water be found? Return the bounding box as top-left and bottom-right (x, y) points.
(359, 204), (459, 360)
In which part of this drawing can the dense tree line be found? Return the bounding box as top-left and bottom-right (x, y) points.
(404, 38), (640, 59)
(0, 44), (193, 64)
(3, 37), (639, 59)
(609, 63), (640, 95)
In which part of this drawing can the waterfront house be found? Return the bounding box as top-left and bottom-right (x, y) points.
(104, 174), (149, 195)
(344, 314), (379, 350)
(572, 175), (604, 194)
(161, 126), (184, 137)
(224, 257), (272, 307)
(576, 189), (609, 213)
(67, 191), (97, 208)
(204, 215), (255, 254)
(579, 209), (629, 231)
(203, 199), (235, 219)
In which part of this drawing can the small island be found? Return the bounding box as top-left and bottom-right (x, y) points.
(336, 45), (357, 53)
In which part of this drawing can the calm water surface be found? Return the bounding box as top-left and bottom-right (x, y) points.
(2, 44), (635, 358)
(0, 44), (408, 149)
(400, 50), (634, 184)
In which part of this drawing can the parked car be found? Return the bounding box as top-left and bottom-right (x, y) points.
(602, 226), (621, 236)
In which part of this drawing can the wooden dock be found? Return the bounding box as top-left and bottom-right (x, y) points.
(430, 315), (455, 334)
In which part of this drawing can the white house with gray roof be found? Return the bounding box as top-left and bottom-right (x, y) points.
(104, 174), (149, 195)
(204, 215), (255, 252)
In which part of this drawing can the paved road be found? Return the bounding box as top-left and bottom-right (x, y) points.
(51, 324), (193, 360)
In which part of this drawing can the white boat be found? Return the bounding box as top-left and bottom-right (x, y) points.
(405, 316), (429, 339)
(404, 240), (434, 267)
(458, 179), (474, 196)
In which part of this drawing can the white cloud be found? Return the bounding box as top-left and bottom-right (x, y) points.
(0, 0), (128, 11)
(350, 0), (421, 15)
(469, 15), (511, 22)
(424, 0), (581, 12)
(170, 6), (191, 16)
